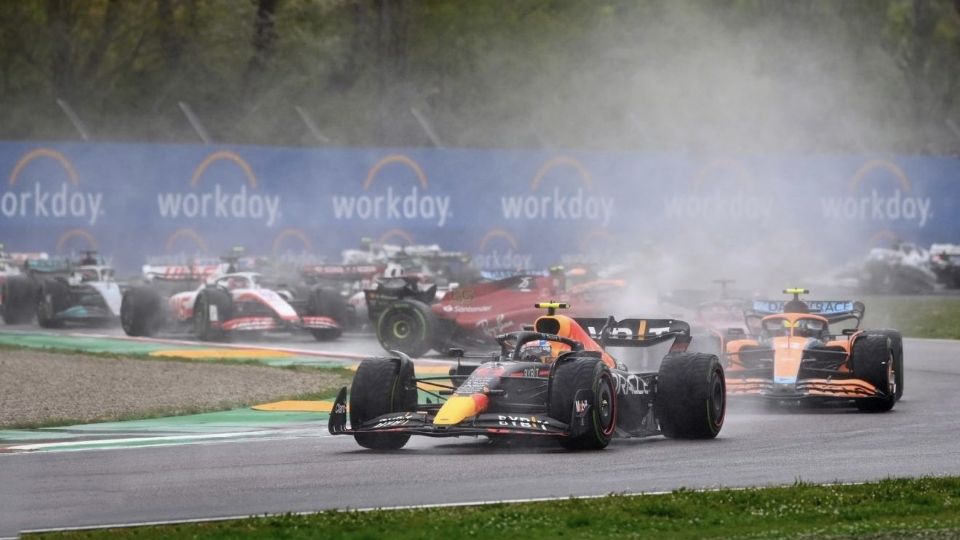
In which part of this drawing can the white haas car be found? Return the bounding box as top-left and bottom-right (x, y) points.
(120, 263), (341, 341)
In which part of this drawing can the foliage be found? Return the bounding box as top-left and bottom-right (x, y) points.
(0, 0), (958, 153)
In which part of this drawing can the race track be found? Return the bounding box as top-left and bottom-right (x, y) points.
(1, 335), (959, 537)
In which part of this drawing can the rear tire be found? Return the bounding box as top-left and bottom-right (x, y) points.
(36, 279), (68, 328)
(349, 357), (418, 450)
(120, 286), (165, 337)
(656, 352), (726, 439)
(549, 357), (617, 450)
(852, 334), (896, 412)
(2, 276), (35, 324)
(193, 287), (232, 341)
(376, 299), (436, 357)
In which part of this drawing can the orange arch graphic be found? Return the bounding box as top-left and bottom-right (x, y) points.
(531, 155), (593, 191)
(363, 154), (428, 190)
(9, 148), (80, 186)
(56, 229), (97, 252)
(165, 228), (208, 254)
(578, 228), (616, 252)
(377, 229), (415, 245)
(478, 229), (519, 251)
(191, 150), (257, 188)
(691, 158), (753, 190)
(272, 228), (312, 254)
(868, 229), (900, 247)
(849, 159), (911, 193)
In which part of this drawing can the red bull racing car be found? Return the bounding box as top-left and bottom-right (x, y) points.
(330, 303), (726, 450)
(723, 289), (903, 411)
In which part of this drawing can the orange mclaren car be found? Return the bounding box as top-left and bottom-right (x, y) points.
(723, 289), (903, 412)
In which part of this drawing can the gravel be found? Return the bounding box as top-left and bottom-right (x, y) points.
(0, 348), (351, 428)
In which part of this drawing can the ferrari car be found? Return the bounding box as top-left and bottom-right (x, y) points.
(120, 253), (341, 341)
(2, 251), (122, 328)
(374, 267), (626, 357)
(724, 288), (903, 411)
(329, 302), (726, 451)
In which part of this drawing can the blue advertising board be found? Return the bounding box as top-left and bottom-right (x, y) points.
(0, 142), (957, 274)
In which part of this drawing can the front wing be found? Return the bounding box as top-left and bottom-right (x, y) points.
(726, 371), (884, 400)
(328, 387), (582, 439)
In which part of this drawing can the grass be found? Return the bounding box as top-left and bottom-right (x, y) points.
(861, 296), (960, 339)
(26, 477), (960, 539)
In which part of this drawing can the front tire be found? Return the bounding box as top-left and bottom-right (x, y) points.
(349, 357), (418, 450)
(864, 329), (903, 401)
(193, 287), (232, 341)
(656, 352), (726, 439)
(852, 334), (896, 412)
(375, 299), (436, 357)
(120, 287), (165, 337)
(549, 357), (617, 450)
(36, 279), (68, 328)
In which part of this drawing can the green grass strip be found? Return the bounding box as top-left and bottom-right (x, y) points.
(862, 296), (960, 340)
(28, 477), (960, 539)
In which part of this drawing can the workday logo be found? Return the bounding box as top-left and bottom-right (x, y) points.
(820, 160), (932, 227)
(663, 158), (774, 223)
(472, 229), (533, 271)
(2, 148), (105, 225)
(500, 156), (615, 227)
(331, 155), (451, 227)
(156, 150), (281, 227)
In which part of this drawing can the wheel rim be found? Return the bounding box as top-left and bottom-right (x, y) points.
(597, 374), (616, 436)
(392, 319), (411, 339)
(887, 351), (896, 396)
(709, 367), (726, 428)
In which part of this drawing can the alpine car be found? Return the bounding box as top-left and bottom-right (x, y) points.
(724, 288), (903, 411)
(121, 258), (341, 341)
(1, 252), (123, 328)
(329, 302), (726, 451)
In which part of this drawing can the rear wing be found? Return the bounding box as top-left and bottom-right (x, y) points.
(24, 257), (70, 274)
(301, 264), (384, 281)
(142, 264), (221, 282)
(574, 317), (692, 349)
(749, 299), (865, 324)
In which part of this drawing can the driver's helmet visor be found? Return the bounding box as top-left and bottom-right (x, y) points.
(520, 340), (555, 363)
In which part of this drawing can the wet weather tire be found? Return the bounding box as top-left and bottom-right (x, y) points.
(193, 287), (232, 341)
(376, 299), (436, 357)
(306, 288), (345, 341)
(549, 357), (617, 450)
(1, 276), (35, 324)
(36, 279), (68, 329)
(852, 334), (896, 412)
(120, 286), (165, 337)
(350, 357), (418, 450)
(656, 352), (726, 439)
(864, 329), (903, 401)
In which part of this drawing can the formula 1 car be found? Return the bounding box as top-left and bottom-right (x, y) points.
(723, 288), (903, 411)
(2, 251), (122, 327)
(121, 254), (341, 341)
(330, 303), (725, 450)
(374, 268), (626, 357)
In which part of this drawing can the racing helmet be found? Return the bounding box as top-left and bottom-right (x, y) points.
(518, 339), (570, 364)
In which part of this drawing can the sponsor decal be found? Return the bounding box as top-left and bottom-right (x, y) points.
(476, 314), (514, 337)
(333, 402), (347, 414)
(819, 160), (932, 227)
(3, 148), (105, 225)
(441, 304), (492, 313)
(500, 155), (615, 226)
(662, 158), (773, 223)
(56, 228), (98, 253)
(473, 229), (533, 271)
(612, 372), (651, 395)
(156, 150), (281, 227)
(497, 415), (550, 430)
(331, 154), (451, 227)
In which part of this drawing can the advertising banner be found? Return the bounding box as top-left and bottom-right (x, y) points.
(0, 142), (957, 274)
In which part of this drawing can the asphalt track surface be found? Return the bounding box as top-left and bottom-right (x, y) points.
(1, 333), (959, 536)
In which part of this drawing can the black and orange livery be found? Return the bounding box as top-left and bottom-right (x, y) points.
(330, 303), (726, 450)
(723, 289), (903, 411)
